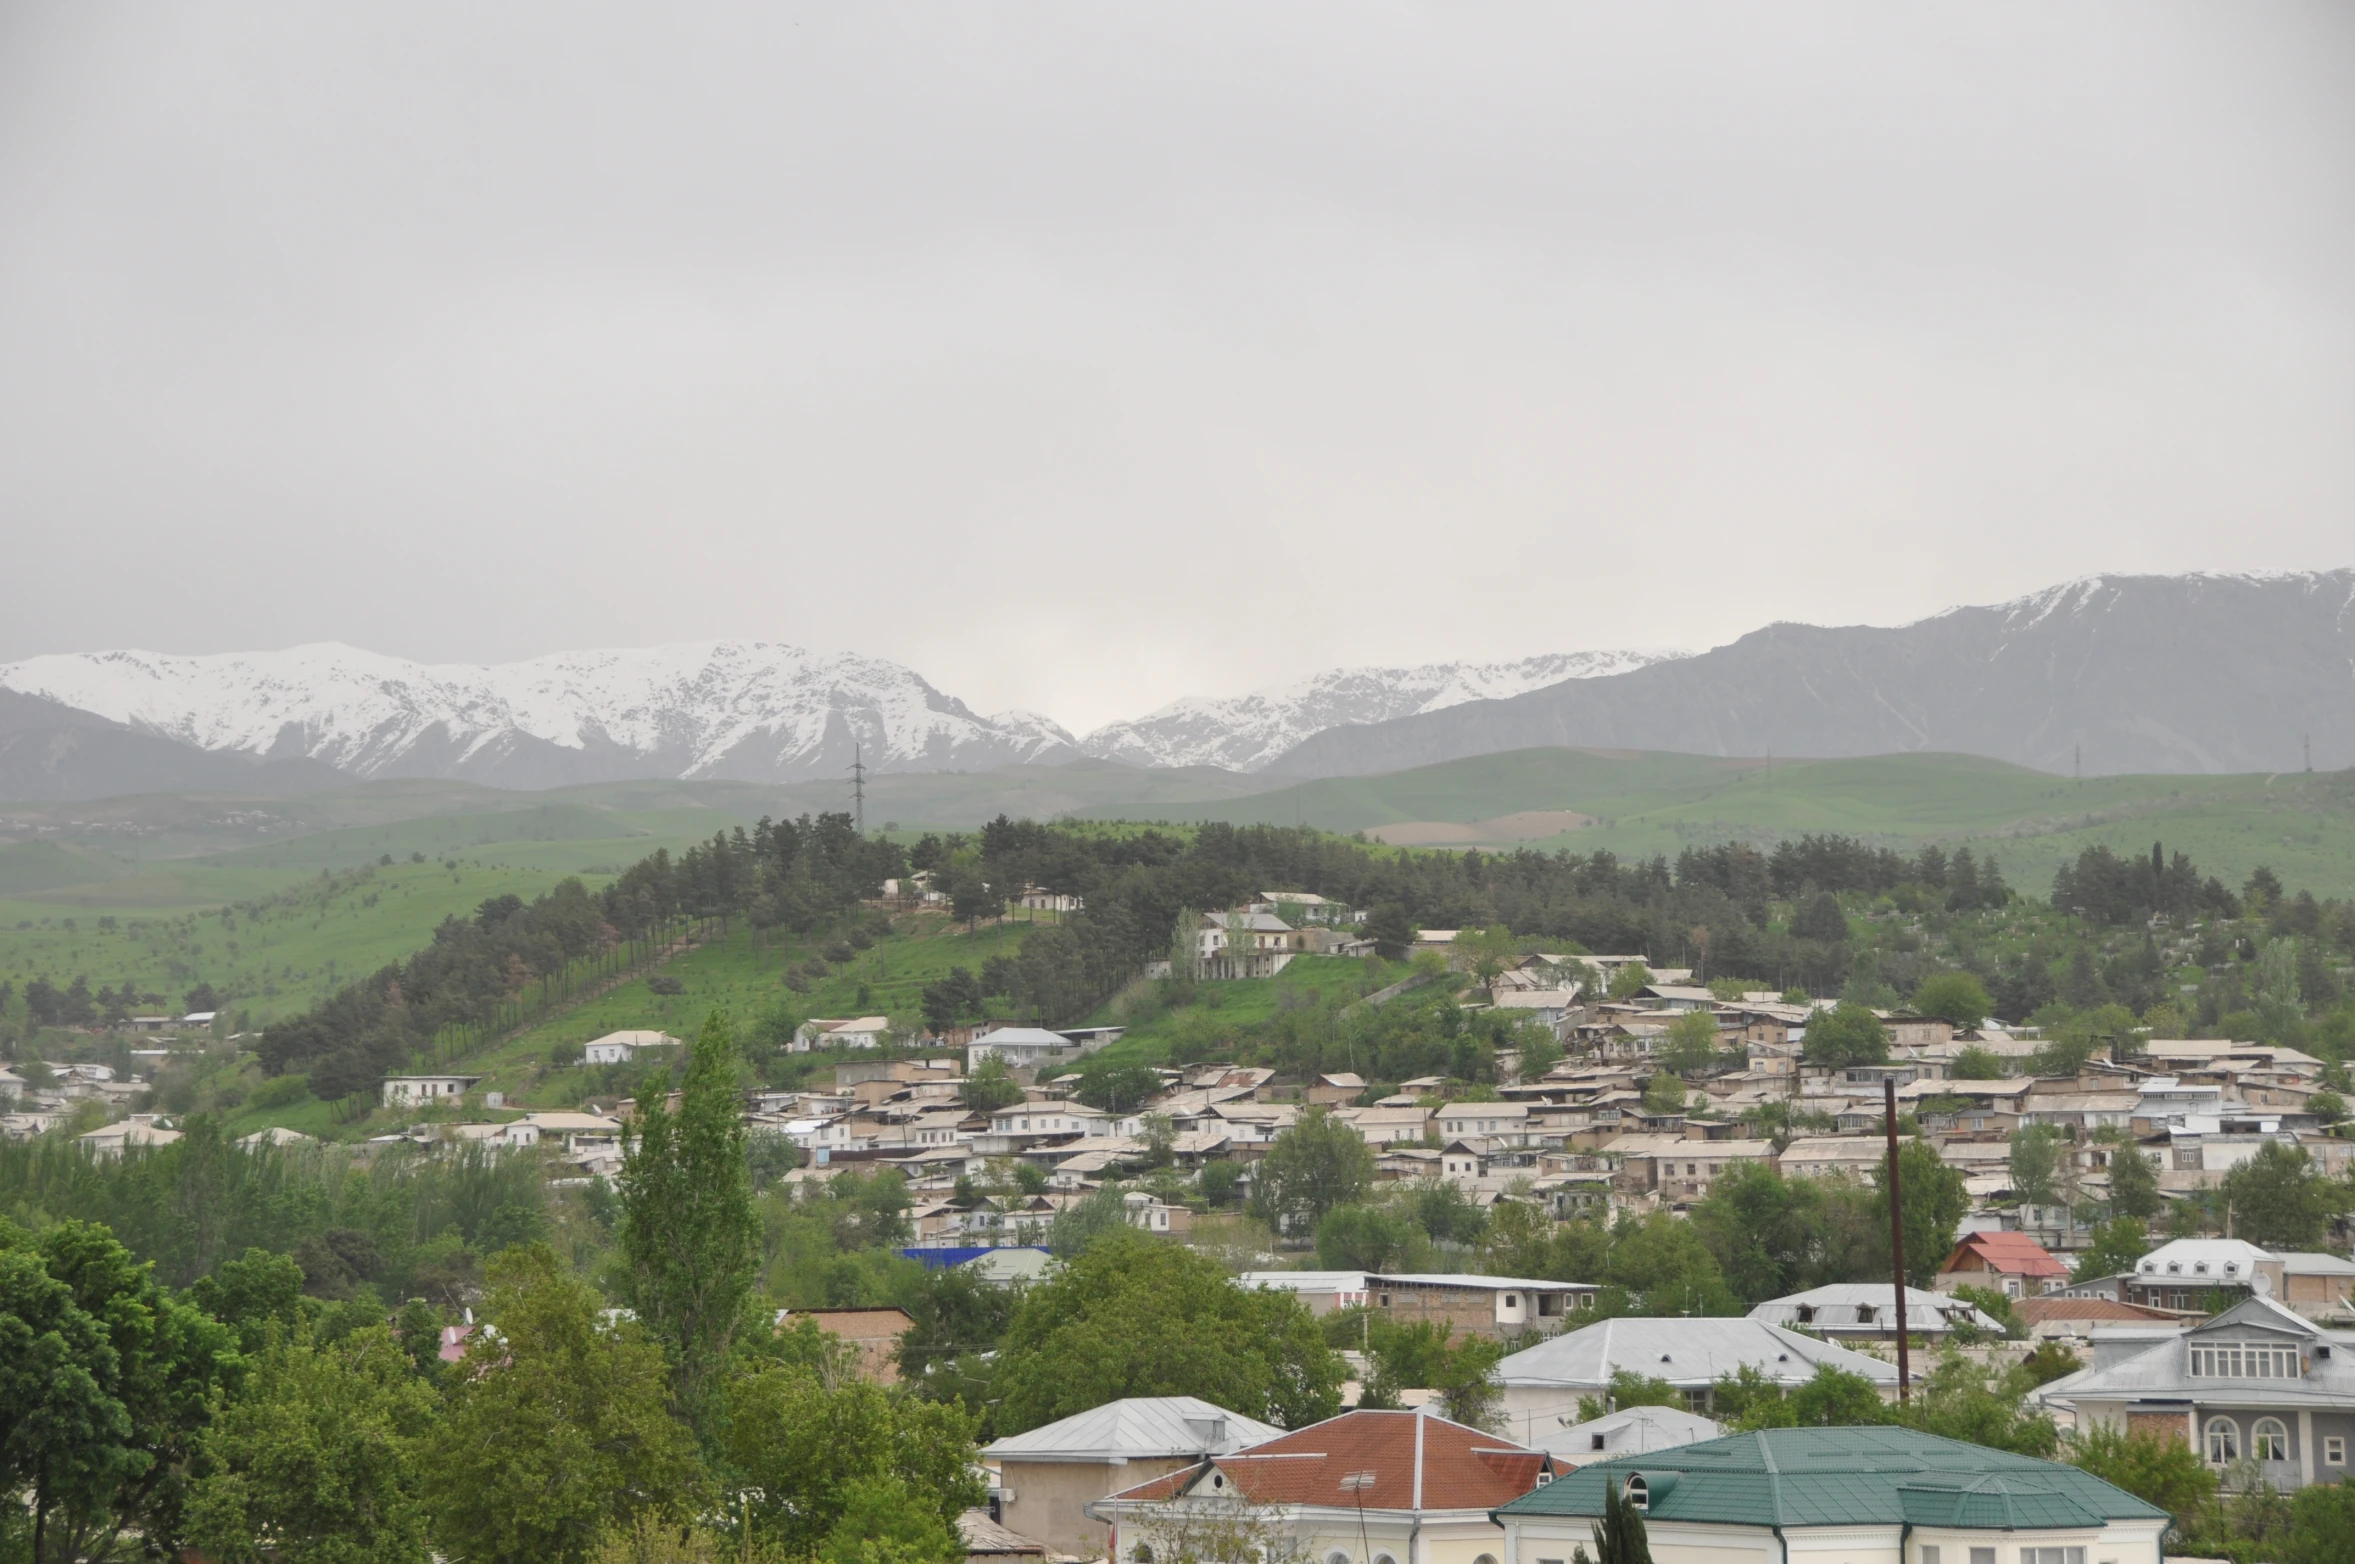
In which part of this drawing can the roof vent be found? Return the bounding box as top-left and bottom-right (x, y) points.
(2225, 1262), (2240, 1276)
(2194, 1262), (2210, 1275)
(2167, 1263), (2183, 1274)
(1660, 1354), (1672, 1363)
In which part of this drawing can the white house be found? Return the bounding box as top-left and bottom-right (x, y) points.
(381, 1073), (484, 1106)
(793, 1017), (891, 1052)
(583, 1030), (680, 1065)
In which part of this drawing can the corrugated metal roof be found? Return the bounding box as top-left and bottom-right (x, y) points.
(1495, 1316), (1901, 1390)
(984, 1397), (1284, 1461)
(1496, 1427), (2167, 1528)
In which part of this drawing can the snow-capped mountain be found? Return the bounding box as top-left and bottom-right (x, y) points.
(0, 642), (1080, 789)
(1264, 570), (2355, 779)
(1077, 650), (1686, 772)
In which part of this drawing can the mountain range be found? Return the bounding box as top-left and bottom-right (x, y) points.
(0, 569), (2348, 802)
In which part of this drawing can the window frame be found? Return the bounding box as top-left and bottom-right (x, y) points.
(2254, 1417), (2291, 1461)
(2206, 1416), (2241, 1464)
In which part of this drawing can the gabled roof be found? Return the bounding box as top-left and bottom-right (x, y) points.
(1539, 1405), (1722, 1462)
(1101, 1409), (1551, 1514)
(985, 1397), (1282, 1462)
(1493, 1316), (1900, 1391)
(1942, 1230), (2069, 1279)
(1495, 1426), (2166, 1529)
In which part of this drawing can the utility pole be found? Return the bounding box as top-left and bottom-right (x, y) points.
(2073, 743), (2081, 783)
(2306, 733), (2313, 773)
(1884, 1076), (1911, 1402)
(849, 745), (867, 835)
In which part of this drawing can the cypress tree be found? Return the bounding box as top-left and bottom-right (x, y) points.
(618, 1007), (760, 1435)
(1593, 1477), (1654, 1564)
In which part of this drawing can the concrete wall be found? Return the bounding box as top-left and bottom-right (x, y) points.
(1000, 1457), (1193, 1559)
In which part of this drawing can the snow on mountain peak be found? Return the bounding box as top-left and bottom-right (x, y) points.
(1077, 648), (1686, 772)
(0, 641), (1075, 787)
(0, 640), (1689, 786)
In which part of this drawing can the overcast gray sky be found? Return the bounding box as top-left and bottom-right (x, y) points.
(2, 3), (2351, 733)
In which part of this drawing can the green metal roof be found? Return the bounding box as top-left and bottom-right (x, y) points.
(1495, 1427), (2169, 1531)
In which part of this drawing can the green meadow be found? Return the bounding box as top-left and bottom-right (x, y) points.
(1083, 749), (2355, 899)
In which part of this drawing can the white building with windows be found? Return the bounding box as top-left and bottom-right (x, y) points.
(380, 1073), (482, 1106)
(2059, 1293), (2355, 1489)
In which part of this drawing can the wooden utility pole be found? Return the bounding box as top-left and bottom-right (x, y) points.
(1884, 1076), (1911, 1401)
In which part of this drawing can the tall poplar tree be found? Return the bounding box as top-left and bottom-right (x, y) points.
(618, 1009), (760, 1434)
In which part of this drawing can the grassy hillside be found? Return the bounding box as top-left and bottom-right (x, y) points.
(199, 910), (1052, 1138)
(1081, 749), (2355, 899)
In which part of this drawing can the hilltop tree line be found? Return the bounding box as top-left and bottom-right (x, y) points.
(260, 806), (2355, 1102)
(260, 814), (903, 1099)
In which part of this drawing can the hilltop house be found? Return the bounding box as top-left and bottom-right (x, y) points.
(583, 1030), (679, 1065)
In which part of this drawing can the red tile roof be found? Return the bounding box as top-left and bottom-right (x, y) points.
(1941, 1231), (2068, 1279)
(1101, 1410), (1554, 1514)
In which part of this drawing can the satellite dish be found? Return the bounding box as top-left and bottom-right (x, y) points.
(2255, 1275), (2275, 1297)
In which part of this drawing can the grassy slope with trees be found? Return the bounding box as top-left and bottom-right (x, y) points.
(1083, 749), (2355, 898)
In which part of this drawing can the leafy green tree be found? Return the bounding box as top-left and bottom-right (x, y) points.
(1365, 904), (1415, 962)
(1047, 1187), (1133, 1258)
(1950, 1284), (2023, 1337)
(1315, 1205), (1429, 1273)
(2074, 1218), (2150, 1283)
(1248, 1108), (1375, 1235)
(717, 1365), (981, 1560)
(1574, 1370), (1683, 1423)
(189, 1247), (307, 1354)
(1802, 1002), (1888, 1068)
(1787, 1363), (1888, 1426)
(2281, 1468), (2355, 1564)
(1408, 1179), (1488, 1246)
(961, 1055), (1023, 1115)
(991, 1229), (1343, 1432)
(419, 1245), (706, 1564)
(1911, 972), (1993, 1030)
(1878, 1139), (1971, 1288)
(1641, 1071), (1687, 1114)
(1658, 1009), (1725, 1077)
(1460, 925), (1520, 987)
(2009, 1124), (2064, 1209)
(1607, 963), (1655, 1001)
(1691, 1164), (1828, 1306)
(1197, 1159), (1244, 1208)
(1514, 1026), (1566, 1083)
(1074, 1061), (1161, 1115)
(188, 1325), (439, 1564)
(2107, 1145), (2162, 1220)
(0, 1217), (239, 1564)
(2307, 1090), (2347, 1125)
(2222, 1140), (2337, 1249)
(1790, 893), (1850, 945)
(820, 1474), (966, 1564)
(1949, 1045), (2010, 1080)
(619, 1008), (761, 1432)
(2066, 1422), (2217, 1532)
(1604, 1211), (1741, 1316)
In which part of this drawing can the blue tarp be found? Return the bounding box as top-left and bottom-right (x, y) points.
(899, 1245), (1051, 1270)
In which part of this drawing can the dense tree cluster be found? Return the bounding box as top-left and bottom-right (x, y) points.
(2051, 842), (2241, 926)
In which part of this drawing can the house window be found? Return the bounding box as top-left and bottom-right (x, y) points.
(1970, 1550), (1995, 1564)
(2206, 1417), (2241, 1463)
(2255, 1418), (2291, 1460)
(2190, 1344), (2301, 1378)
(1922, 1548), (1941, 1564)
(2326, 1436), (2345, 1466)
(2021, 1550), (2085, 1564)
